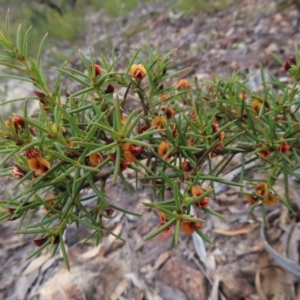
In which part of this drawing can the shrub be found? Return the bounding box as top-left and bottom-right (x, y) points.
(0, 15), (299, 269)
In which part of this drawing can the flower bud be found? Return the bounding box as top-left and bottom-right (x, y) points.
(7, 208), (16, 214)
(279, 139), (290, 153)
(161, 106), (175, 119)
(105, 208), (114, 217)
(105, 84), (115, 94)
(33, 237), (48, 247)
(92, 64), (102, 76)
(215, 144), (223, 152)
(11, 163), (27, 178)
(182, 161), (192, 172)
(212, 123), (220, 133)
(283, 56), (296, 71)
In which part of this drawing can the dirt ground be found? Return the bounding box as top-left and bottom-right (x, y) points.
(1, 1), (300, 299)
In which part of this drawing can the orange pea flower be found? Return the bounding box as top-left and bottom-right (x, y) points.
(129, 64), (147, 80)
(244, 194), (259, 205)
(158, 141), (170, 159)
(175, 79), (191, 89)
(251, 98), (269, 113)
(181, 220), (194, 235)
(151, 116), (167, 130)
(89, 153), (104, 167)
(159, 212), (172, 233)
(181, 216), (202, 235)
(251, 99), (262, 113)
(123, 143), (142, 163)
(159, 212), (167, 224)
(254, 182), (279, 206)
(191, 185), (203, 197)
(25, 148), (51, 176)
(191, 185), (209, 208)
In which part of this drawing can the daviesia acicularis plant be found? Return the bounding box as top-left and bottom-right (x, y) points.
(0, 16), (300, 269)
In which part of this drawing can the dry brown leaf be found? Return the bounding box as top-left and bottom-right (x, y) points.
(81, 244), (102, 260)
(255, 265), (286, 300)
(153, 251), (170, 270)
(255, 267), (268, 300)
(81, 221), (123, 259)
(22, 253), (51, 275)
(212, 225), (251, 236)
(110, 278), (130, 300)
(209, 273), (222, 300)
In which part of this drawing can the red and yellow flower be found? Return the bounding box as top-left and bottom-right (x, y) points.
(252, 182), (279, 206)
(159, 212), (172, 233)
(175, 79), (191, 89)
(191, 185), (209, 208)
(181, 215), (202, 235)
(129, 64), (147, 80)
(158, 141), (170, 160)
(151, 116), (167, 130)
(25, 148), (50, 176)
(123, 143), (142, 163)
(6, 116), (25, 133)
(89, 153), (104, 167)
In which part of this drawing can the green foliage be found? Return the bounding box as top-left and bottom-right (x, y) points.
(170, 0), (234, 14)
(0, 18), (300, 269)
